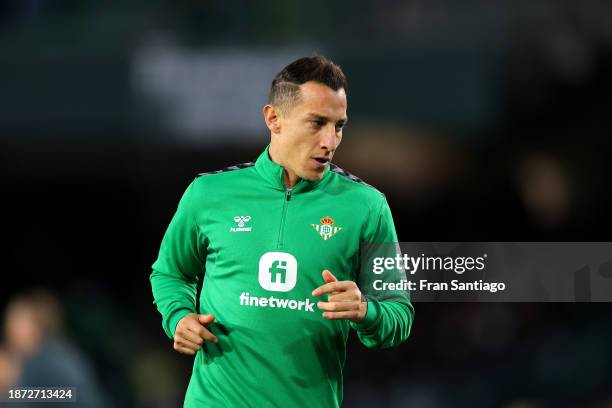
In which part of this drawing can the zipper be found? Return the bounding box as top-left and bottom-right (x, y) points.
(276, 188), (292, 249)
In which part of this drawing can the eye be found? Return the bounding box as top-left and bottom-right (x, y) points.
(310, 120), (324, 127)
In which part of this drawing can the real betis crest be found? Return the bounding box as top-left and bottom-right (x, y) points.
(311, 216), (342, 240)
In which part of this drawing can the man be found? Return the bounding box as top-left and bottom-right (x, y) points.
(1, 289), (106, 407)
(150, 55), (414, 407)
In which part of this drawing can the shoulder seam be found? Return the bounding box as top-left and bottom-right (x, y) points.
(197, 161), (255, 177)
(329, 163), (381, 193)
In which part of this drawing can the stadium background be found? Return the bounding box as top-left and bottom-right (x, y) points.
(1, 1), (612, 406)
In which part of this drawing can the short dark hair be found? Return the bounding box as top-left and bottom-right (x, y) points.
(268, 55), (347, 112)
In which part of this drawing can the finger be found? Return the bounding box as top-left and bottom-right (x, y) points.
(322, 310), (361, 320)
(312, 281), (355, 297)
(197, 314), (215, 325)
(178, 318), (203, 335)
(177, 337), (201, 350)
(322, 270), (341, 295)
(181, 329), (204, 345)
(328, 291), (362, 303)
(192, 326), (218, 344)
(176, 313), (197, 330)
(174, 338), (201, 352)
(173, 344), (197, 356)
(181, 315), (218, 343)
(322, 270), (338, 283)
(317, 301), (360, 312)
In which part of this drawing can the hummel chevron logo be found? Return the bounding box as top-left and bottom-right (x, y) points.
(311, 216), (342, 240)
(231, 216), (252, 232)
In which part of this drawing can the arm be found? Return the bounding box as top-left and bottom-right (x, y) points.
(350, 195), (415, 349)
(150, 179), (206, 340)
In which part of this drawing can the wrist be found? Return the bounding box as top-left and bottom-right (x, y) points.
(353, 300), (380, 330)
(169, 309), (194, 339)
(351, 301), (368, 323)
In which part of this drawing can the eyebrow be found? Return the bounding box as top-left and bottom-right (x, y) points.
(306, 113), (348, 125)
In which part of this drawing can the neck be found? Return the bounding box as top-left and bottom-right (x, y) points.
(283, 169), (299, 189)
(269, 142), (299, 189)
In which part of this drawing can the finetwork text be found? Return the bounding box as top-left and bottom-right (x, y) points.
(239, 292), (315, 312)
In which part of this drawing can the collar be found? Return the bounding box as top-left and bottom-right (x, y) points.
(254, 145), (330, 193)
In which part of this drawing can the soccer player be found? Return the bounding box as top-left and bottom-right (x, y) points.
(150, 55), (414, 407)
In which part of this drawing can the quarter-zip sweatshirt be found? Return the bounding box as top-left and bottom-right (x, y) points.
(150, 146), (414, 407)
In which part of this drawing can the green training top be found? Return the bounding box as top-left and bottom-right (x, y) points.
(150, 147), (414, 407)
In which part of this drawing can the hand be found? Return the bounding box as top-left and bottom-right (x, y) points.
(312, 270), (367, 323)
(173, 313), (218, 355)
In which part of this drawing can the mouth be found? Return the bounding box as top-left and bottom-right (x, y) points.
(311, 156), (330, 169)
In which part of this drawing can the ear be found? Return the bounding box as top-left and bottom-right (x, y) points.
(263, 104), (281, 134)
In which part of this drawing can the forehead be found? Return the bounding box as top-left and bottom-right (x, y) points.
(294, 81), (347, 117)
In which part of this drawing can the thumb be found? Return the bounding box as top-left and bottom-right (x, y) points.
(322, 269), (338, 283)
(197, 314), (215, 325)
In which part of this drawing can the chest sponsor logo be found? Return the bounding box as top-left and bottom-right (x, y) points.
(231, 215), (252, 232)
(240, 251), (314, 313)
(258, 251), (297, 292)
(311, 216), (342, 241)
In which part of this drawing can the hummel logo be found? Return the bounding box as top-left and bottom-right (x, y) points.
(234, 216), (251, 227)
(230, 216), (252, 232)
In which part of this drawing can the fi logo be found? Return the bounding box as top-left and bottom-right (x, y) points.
(258, 252), (298, 292)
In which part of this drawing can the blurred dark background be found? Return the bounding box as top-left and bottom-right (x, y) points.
(1, 1), (612, 407)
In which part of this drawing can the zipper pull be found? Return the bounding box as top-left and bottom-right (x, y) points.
(286, 189), (292, 201)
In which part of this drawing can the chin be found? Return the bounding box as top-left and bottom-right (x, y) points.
(301, 171), (325, 181)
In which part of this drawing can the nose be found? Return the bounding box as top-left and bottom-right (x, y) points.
(320, 124), (339, 152)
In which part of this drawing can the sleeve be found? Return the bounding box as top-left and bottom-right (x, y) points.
(350, 194), (415, 349)
(150, 178), (206, 340)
